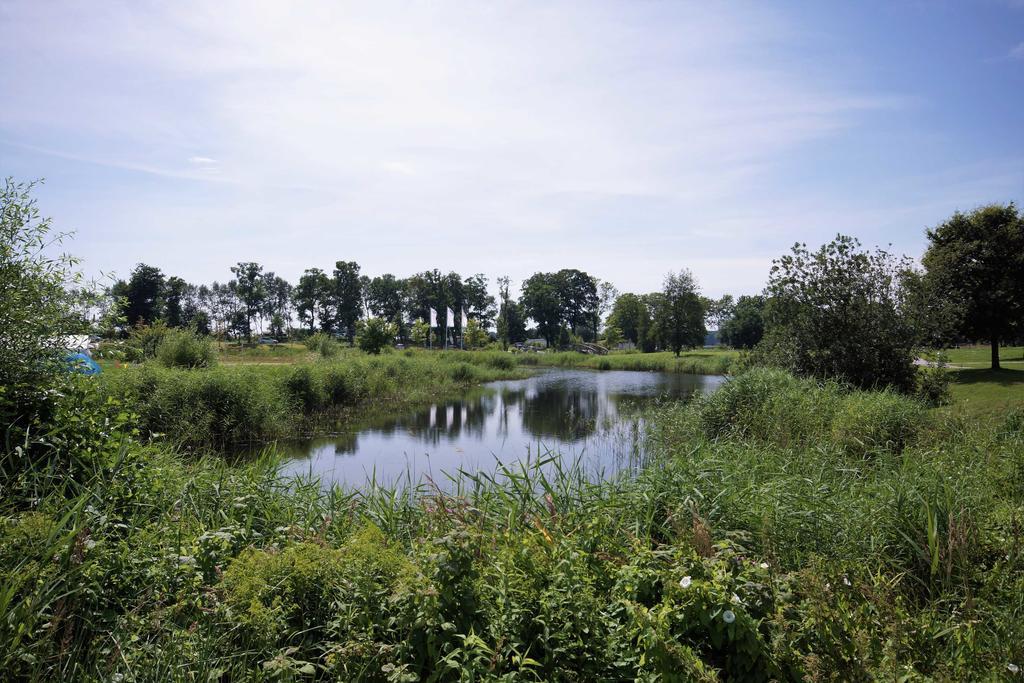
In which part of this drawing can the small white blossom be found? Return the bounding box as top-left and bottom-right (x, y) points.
(1008, 663), (1020, 674)
(759, 562), (769, 569)
(679, 576), (692, 589)
(843, 576), (851, 586)
(722, 610), (736, 624)
(731, 593), (741, 604)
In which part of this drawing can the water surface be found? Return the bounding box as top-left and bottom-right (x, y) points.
(277, 368), (724, 488)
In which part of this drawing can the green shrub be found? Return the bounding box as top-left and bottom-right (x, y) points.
(304, 331), (338, 358)
(355, 317), (396, 355)
(915, 353), (952, 407)
(692, 367), (924, 455)
(154, 328), (216, 369)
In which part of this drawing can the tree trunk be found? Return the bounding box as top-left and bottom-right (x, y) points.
(992, 334), (1001, 371)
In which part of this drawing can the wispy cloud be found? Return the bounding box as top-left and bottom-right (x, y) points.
(1, 1), (1015, 298)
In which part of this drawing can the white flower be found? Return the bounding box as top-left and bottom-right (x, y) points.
(679, 576), (692, 589)
(1008, 663), (1020, 674)
(722, 610), (736, 624)
(842, 576), (851, 586)
(731, 593), (741, 604)
(759, 562), (769, 569)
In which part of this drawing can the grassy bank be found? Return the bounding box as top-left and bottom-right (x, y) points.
(517, 349), (738, 375)
(97, 351), (525, 450)
(4, 368), (1023, 679)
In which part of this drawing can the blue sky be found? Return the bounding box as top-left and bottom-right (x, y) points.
(1, 0), (1022, 297)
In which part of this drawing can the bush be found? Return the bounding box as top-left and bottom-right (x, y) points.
(355, 317), (396, 355)
(692, 367), (925, 455)
(304, 331), (338, 358)
(154, 328), (216, 369)
(915, 353), (951, 407)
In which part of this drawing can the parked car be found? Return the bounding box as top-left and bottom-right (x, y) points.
(257, 337), (279, 345)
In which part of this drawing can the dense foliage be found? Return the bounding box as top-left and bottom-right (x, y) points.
(3, 364), (1023, 680)
(0, 179), (80, 441)
(922, 203), (1024, 369)
(756, 235), (919, 391)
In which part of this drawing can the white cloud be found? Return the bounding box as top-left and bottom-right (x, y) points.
(0, 0), (953, 297)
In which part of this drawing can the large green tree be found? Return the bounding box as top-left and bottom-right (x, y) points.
(496, 276), (527, 349)
(653, 270), (706, 356)
(229, 262), (266, 339)
(606, 293), (651, 349)
(759, 235), (918, 390)
(332, 261), (363, 342)
(292, 268), (330, 333)
(520, 273), (563, 346)
(123, 263), (165, 326)
(922, 203), (1024, 370)
(718, 295), (765, 349)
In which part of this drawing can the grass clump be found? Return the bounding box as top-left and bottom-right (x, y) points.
(688, 367), (927, 456)
(98, 352), (525, 449)
(305, 331), (339, 358)
(154, 327), (216, 369)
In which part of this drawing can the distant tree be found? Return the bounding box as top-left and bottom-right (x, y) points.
(759, 235), (918, 391)
(293, 268), (330, 333)
(356, 317), (396, 355)
(463, 273), (497, 330)
(464, 318), (489, 349)
(366, 274), (407, 338)
(496, 276), (527, 350)
(521, 273), (563, 346)
(261, 273), (292, 336)
(598, 280), (619, 330)
(163, 276), (189, 327)
(124, 263), (165, 326)
(704, 294), (735, 332)
(332, 261), (363, 342)
(653, 270), (706, 356)
(922, 203), (1024, 370)
(603, 324), (623, 349)
(606, 293), (650, 348)
(230, 262), (266, 339)
(410, 319), (430, 347)
(555, 269), (599, 339)
(718, 295), (765, 349)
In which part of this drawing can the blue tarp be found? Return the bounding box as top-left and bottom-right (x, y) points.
(66, 352), (102, 376)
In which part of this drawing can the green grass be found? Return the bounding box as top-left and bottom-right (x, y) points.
(96, 350), (526, 450)
(4, 367), (1024, 679)
(516, 349), (738, 375)
(943, 344), (1024, 368)
(947, 366), (1024, 420)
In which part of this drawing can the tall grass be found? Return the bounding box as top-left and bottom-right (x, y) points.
(98, 353), (525, 449)
(4, 368), (1024, 679)
(517, 349), (736, 375)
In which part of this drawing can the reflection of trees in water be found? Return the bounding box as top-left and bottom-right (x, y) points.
(519, 383), (603, 441)
(287, 373), (713, 461)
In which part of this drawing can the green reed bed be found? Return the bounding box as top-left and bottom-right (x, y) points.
(516, 349), (737, 375)
(3, 368), (1023, 680)
(97, 352), (526, 451)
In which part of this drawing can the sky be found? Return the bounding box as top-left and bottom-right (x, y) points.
(2, 0), (1022, 299)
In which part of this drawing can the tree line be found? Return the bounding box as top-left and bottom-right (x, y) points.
(81, 201), (1024, 379)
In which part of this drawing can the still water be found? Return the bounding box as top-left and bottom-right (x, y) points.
(276, 369), (725, 489)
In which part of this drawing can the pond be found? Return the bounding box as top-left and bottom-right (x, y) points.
(276, 368), (725, 489)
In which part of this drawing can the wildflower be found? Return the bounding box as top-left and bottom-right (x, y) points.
(842, 576), (851, 586)
(722, 610), (736, 624)
(1008, 663), (1020, 674)
(759, 562), (769, 569)
(679, 576), (692, 589)
(731, 593), (741, 604)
